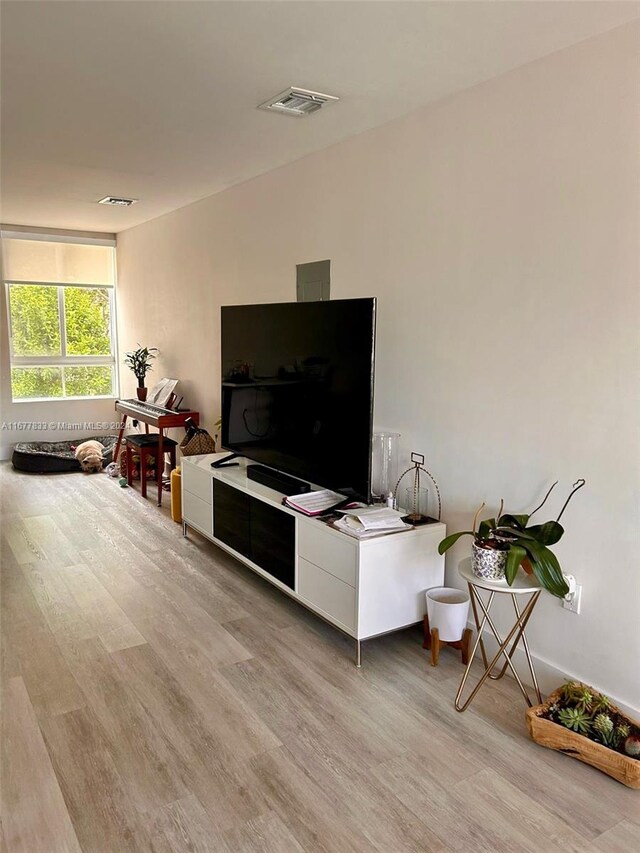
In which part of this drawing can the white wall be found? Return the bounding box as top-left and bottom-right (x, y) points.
(117, 23), (640, 711)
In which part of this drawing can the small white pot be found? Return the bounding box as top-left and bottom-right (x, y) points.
(425, 587), (470, 643)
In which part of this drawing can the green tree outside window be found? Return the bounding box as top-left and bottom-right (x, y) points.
(8, 283), (115, 400)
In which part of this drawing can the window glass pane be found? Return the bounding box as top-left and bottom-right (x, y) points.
(9, 284), (61, 356)
(64, 287), (112, 355)
(64, 366), (113, 397)
(11, 367), (63, 399)
(2, 239), (114, 285)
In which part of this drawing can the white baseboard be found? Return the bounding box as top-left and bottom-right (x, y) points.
(471, 624), (639, 719)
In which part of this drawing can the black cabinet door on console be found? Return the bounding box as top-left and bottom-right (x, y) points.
(213, 480), (251, 558)
(250, 497), (295, 590)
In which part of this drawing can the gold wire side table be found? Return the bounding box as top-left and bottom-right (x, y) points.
(455, 557), (544, 712)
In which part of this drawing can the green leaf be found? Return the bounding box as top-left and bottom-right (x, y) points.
(522, 541), (569, 598)
(526, 521), (564, 546)
(494, 527), (536, 541)
(505, 545), (527, 585)
(498, 514), (529, 530)
(438, 531), (474, 555)
(477, 518), (496, 539)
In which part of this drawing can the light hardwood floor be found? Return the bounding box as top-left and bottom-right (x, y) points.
(1, 464), (638, 852)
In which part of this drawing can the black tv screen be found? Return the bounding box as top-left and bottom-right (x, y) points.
(220, 298), (376, 500)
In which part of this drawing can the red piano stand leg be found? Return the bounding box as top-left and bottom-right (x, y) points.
(113, 415), (127, 463)
(157, 431), (164, 506)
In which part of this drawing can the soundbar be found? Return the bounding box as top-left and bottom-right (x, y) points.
(246, 464), (311, 496)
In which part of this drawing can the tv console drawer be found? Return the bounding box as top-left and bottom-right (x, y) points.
(183, 490), (213, 537)
(297, 557), (356, 633)
(298, 521), (357, 588)
(182, 462), (213, 504)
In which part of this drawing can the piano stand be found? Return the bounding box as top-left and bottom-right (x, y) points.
(113, 400), (199, 507)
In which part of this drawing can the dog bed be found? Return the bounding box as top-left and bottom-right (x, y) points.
(11, 435), (118, 474)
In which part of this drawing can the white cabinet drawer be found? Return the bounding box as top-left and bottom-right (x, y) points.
(183, 490), (213, 537)
(182, 463), (213, 504)
(298, 521), (357, 587)
(297, 557), (356, 633)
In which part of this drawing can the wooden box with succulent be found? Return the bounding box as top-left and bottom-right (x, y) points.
(526, 681), (640, 788)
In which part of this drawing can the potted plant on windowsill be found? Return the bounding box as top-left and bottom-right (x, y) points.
(438, 479), (585, 598)
(527, 681), (640, 788)
(124, 345), (158, 401)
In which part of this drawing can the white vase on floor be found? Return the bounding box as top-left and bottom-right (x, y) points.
(425, 587), (470, 643)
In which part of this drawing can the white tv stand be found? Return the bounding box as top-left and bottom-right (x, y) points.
(181, 454), (446, 665)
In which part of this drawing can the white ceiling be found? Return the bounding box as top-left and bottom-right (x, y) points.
(2, 1), (639, 234)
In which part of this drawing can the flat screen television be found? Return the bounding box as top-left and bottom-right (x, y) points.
(220, 298), (376, 501)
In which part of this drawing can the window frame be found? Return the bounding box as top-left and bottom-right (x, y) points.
(5, 279), (120, 402)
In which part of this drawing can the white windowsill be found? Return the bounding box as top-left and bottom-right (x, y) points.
(11, 395), (119, 404)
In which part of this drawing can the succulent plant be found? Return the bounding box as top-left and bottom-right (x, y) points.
(617, 724), (631, 740)
(574, 687), (594, 714)
(560, 681), (588, 707)
(593, 714), (617, 747)
(557, 707), (592, 735)
(592, 693), (612, 714)
(624, 734), (640, 758)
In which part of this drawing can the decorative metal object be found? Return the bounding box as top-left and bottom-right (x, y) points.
(394, 452), (442, 525)
(471, 542), (507, 581)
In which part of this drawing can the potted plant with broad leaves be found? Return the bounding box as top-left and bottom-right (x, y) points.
(124, 345), (158, 401)
(438, 479), (586, 598)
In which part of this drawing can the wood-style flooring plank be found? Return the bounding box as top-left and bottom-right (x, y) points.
(58, 561), (148, 650)
(3, 519), (45, 564)
(52, 636), (189, 814)
(38, 705), (156, 853)
(1, 551), (86, 717)
(139, 545), (251, 625)
(595, 820), (640, 852)
(450, 767), (598, 852)
(111, 643), (275, 832)
(245, 746), (380, 853)
(146, 794), (228, 853)
(21, 514), (84, 568)
(1, 676), (81, 853)
(222, 811), (305, 853)
(82, 544), (252, 670)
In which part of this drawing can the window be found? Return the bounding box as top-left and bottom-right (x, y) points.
(2, 236), (117, 401)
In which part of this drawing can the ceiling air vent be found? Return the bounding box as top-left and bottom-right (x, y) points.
(258, 87), (339, 117)
(98, 196), (138, 206)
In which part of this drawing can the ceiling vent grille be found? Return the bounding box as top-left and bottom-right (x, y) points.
(258, 87), (339, 117)
(98, 196), (138, 206)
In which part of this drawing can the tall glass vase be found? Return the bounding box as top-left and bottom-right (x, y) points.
(371, 432), (400, 503)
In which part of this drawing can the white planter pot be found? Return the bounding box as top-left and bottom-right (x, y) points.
(425, 587), (470, 643)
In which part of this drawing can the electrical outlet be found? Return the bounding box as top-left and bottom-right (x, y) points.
(562, 583), (582, 614)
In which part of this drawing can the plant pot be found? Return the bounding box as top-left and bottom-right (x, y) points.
(425, 587), (470, 643)
(471, 542), (507, 581)
(136, 387), (148, 402)
(526, 688), (640, 789)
